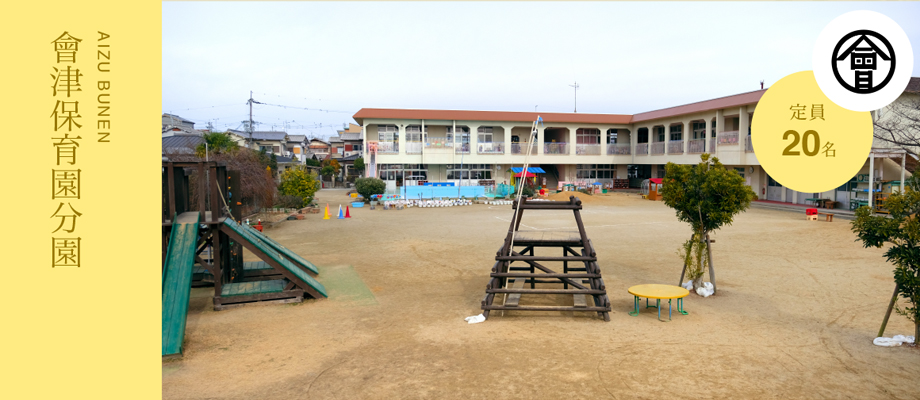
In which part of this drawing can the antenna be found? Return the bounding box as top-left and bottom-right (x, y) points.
(569, 81), (580, 113)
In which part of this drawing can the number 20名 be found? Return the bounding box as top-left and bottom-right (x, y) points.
(782, 130), (821, 156)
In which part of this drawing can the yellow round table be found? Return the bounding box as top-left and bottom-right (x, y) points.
(628, 284), (689, 321)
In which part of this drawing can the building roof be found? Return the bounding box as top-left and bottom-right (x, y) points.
(251, 131), (288, 141)
(287, 134), (306, 142)
(341, 153), (362, 162)
(353, 109), (632, 126)
(340, 132), (362, 141)
(905, 77), (920, 93)
(329, 136), (344, 143)
(162, 135), (205, 154)
(631, 89), (766, 123)
(276, 155), (295, 163)
(354, 89), (769, 126)
(163, 113), (195, 125)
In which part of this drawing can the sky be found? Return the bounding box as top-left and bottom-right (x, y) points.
(163, 2), (920, 140)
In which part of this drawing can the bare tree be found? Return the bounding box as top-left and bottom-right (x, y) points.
(873, 86), (920, 150)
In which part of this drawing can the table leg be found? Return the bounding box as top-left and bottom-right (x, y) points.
(657, 299), (661, 320)
(678, 297), (688, 315)
(629, 295), (639, 316)
(669, 299), (672, 320)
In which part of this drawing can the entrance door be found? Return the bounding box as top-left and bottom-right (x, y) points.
(766, 176), (782, 201)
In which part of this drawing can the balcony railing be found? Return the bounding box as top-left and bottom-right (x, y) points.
(406, 141), (423, 154)
(544, 142), (568, 155)
(668, 140), (684, 154)
(455, 143), (471, 154)
(425, 138), (453, 148)
(636, 143), (649, 155)
(576, 144), (602, 155)
(377, 141), (399, 154)
(689, 139), (706, 154)
(744, 135), (754, 152)
(651, 142), (665, 155)
(477, 142), (504, 154)
(718, 131), (739, 145)
(511, 143), (538, 155)
(608, 143), (630, 155)
(710, 137), (716, 153)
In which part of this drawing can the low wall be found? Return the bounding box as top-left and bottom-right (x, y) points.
(400, 185), (487, 199)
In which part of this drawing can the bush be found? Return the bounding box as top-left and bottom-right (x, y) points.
(278, 166), (320, 207)
(520, 186), (534, 198)
(355, 177), (386, 202)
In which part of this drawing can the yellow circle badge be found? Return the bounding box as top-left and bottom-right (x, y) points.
(752, 71), (872, 193)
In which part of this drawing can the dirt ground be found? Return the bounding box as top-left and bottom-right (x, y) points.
(164, 189), (920, 399)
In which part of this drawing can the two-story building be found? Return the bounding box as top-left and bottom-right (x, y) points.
(354, 85), (916, 207)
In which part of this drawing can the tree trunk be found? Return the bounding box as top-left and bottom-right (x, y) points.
(693, 275), (703, 291)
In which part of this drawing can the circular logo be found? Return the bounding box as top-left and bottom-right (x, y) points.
(813, 10), (913, 112)
(752, 71), (872, 193)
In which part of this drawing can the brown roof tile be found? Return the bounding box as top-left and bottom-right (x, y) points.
(905, 77), (920, 93)
(631, 90), (766, 123)
(353, 109), (632, 126)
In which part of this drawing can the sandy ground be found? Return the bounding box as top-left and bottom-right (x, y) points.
(164, 189), (920, 399)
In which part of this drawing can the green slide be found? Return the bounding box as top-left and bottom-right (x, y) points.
(223, 218), (327, 298)
(242, 223), (319, 275)
(162, 212), (200, 357)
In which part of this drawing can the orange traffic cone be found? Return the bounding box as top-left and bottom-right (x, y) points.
(323, 204), (330, 220)
(345, 206), (351, 218)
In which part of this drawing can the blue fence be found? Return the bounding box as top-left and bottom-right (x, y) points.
(400, 185), (487, 199)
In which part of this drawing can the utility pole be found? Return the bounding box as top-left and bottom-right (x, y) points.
(569, 81), (580, 113)
(248, 91), (254, 149)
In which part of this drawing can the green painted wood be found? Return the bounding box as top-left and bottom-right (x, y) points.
(163, 212), (200, 357)
(223, 219), (327, 297)
(243, 261), (272, 271)
(242, 224), (320, 275)
(221, 279), (286, 296)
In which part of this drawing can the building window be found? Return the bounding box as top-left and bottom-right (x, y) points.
(711, 120), (717, 137)
(377, 125), (398, 142)
(576, 128), (600, 144)
(658, 164), (666, 179)
(655, 127), (665, 142)
(576, 164), (616, 179)
(447, 164), (492, 180)
(406, 125), (427, 142)
(669, 125), (682, 141)
(377, 164), (428, 182)
(477, 127), (493, 143)
(607, 129), (618, 144)
(447, 126), (470, 143)
(734, 167), (744, 178)
(768, 176), (782, 187)
(692, 122), (706, 139)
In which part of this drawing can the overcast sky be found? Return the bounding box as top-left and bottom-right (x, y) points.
(163, 2), (920, 140)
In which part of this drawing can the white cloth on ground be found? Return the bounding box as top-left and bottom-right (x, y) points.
(873, 335), (915, 347)
(464, 314), (486, 324)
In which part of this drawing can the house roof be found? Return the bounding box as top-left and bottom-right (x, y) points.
(287, 134), (306, 142)
(905, 77), (920, 93)
(251, 131), (288, 141)
(341, 153), (362, 162)
(162, 135), (205, 154)
(631, 90), (766, 123)
(353, 108), (632, 126)
(276, 155), (295, 163)
(340, 132), (362, 141)
(329, 136), (344, 143)
(163, 113), (195, 125)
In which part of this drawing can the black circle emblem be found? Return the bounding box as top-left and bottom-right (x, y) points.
(832, 30), (896, 94)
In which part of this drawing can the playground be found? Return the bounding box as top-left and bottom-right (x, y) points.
(163, 187), (920, 399)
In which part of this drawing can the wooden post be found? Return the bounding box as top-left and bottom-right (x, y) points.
(705, 231), (716, 294)
(678, 232), (695, 287)
(878, 284), (899, 338)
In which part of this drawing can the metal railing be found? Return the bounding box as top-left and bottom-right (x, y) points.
(406, 141), (423, 154)
(651, 142), (665, 155)
(425, 138), (452, 148)
(744, 135), (754, 152)
(544, 142), (568, 155)
(377, 141), (399, 153)
(636, 143), (649, 155)
(576, 144), (602, 155)
(455, 143), (471, 154)
(511, 143), (538, 154)
(608, 143), (630, 155)
(668, 140), (684, 154)
(718, 131), (739, 145)
(477, 142), (504, 154)
(710, 137), (716, 153)
(688, 139), (706, 154)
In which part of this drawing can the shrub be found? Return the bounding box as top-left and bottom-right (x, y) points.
(277, 195), (304, 209)
(278, 166), (320, 207)
(355, 177), (386, 202)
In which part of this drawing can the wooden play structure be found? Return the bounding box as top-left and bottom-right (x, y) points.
(480, 196), (612, 321)
(161, 161), (327, 357)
